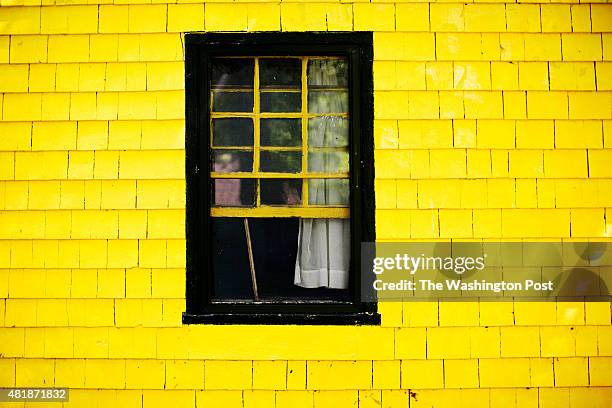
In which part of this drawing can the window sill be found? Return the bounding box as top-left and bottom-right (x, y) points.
(182, 312), (381, 325)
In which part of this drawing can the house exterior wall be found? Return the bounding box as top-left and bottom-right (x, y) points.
(0, 1), (611, 407)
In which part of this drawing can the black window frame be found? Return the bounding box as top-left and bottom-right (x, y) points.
(184, 32), (378, 325)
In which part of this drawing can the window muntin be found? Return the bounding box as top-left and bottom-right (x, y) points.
(210, 57), (350, 217)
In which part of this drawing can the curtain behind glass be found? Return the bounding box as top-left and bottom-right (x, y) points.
(294, 117), (350, 289)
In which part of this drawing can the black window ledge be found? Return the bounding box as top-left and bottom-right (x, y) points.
(182, 312), (381, 325)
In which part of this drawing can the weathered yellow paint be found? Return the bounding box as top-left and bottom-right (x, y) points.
(211, 207), (349, 219)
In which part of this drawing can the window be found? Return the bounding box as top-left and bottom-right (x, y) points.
(184, 33), (378, 324)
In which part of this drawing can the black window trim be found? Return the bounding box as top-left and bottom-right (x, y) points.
(183, 32), (379, 325)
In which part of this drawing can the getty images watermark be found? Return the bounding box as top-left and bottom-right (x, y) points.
(360, 242), (612, 301)
(372, 252), (553, 293)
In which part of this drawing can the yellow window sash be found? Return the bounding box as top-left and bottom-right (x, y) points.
(211, 172), (349, 179)
(212, 207), (349, 218)
(210, 56), (350, 218)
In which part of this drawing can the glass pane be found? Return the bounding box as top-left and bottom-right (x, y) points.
(308, 117), (349, 147)
(260, 58), (302, 89)
(308, 151), (349, 173)
(212, 91), (253, 112)
(211, 58), (254, 89)
(260, 119), (301, 147)
(260, 151), (302, 173)
(260, 92), (301, 113)
(260, 179), (302, 205)
(212, 150), (253, 173)
(308, 179), (349, 206)
(213, 178), (256, 207)
(211, 217), (254, 300)
(308, 91), (348, 113)
(308, 58), (348, 87)
(212, 118), (254, 146)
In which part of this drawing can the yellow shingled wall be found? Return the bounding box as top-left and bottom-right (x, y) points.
(0, 1), (611, 407)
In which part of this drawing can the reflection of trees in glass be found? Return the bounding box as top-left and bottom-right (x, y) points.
(261, 119), (301, 146)
(212, 118), (254, 146)
(210, 58), (255, 112)
(260, 59), (302, 88)
(260, 151), (301, 173)
(211, 58), (254, 88)
(212, 91), (254, 112)
(260, 92), (301, 113)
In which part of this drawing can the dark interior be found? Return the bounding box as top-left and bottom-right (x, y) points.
(211, 217), (350, 301)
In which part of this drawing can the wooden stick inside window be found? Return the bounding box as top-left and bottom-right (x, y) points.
(244, 218), (259, 301)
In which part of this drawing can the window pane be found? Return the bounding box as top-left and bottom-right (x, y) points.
(260, 151), (302, 173)
(309, 179), (349, 206)
(308, 151), (349, 173)
(260, 92), (301, 113)
(211, 58), (254, 88)
(260, 58), (302, 89)
(212, 150), (253, 173)
(308, 117), (349, 147)
(308, 91), (348, 113)
(307, 58), (348, 87)
(211, 217), (254, 300)
(212, 91), (254, 112)
(212, 118), (254, 146)
(211, 217), (350, 300)
(213, 179), (256, 207)
(260, 119), (302, 147)
(260, 179), (302, 205)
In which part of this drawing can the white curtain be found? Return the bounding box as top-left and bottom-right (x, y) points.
(294, 115), (350, 289)
(294, 218), (350, 289)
